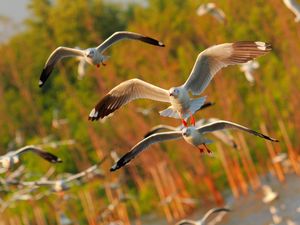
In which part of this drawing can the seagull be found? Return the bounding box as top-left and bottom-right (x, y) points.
(196, 3), (226, 24)
(144, 118), (237, 148)
(0, 145), (62, 169)
(283, 0), (300, 22)
(176, 208), (230, 225)
(110, 120), (278, 171)
(175, 207), (230, 225)
(89, 41), (271, 126)
(18, 156), (107, 192)
(239, 60), (259, 85)
(52, 109), (68, 128)
(39, 31), (165, 87)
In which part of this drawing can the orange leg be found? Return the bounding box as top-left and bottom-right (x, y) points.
(182, 119), (188, 127)
(96, 64), (100, 68)
(188, 111), (196, 126)
(179, 113), (188, 127)
(101, 62), (106, 66)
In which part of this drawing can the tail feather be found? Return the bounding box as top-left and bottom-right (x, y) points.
(159, 96), (207, 119)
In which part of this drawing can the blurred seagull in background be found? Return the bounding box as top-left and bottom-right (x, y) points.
(89, 41), (271, 126)
(39, 31), (165, 87)
(111, 120), (278, 171)
(175, 207), (230, 225)
(52, 109), (68, 129)
(18, 156), (107, 192)
(196, 3), (226, 24)
(283, 0), (300, 22)
(239, 60), (260, 85)
(144, 118), (237, 149)
(0, 145), (62, 170)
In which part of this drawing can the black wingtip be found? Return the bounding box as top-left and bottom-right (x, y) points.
(39, 66), (53, 88)
(110, 164), (118, 172)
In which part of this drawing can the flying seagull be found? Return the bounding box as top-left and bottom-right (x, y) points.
(283, 0), (300, 22)
(239, 60), (259, 85)
(89, 41), (271, 126)
(144, 118), (238, 148)
(196, 3), (226, 24)
(39, 31), (165, 87)
(18, 156), (107, 192)
(110, 120), (278, 171)
(175, 207), (230, 225)
(0, 145), (62, 169)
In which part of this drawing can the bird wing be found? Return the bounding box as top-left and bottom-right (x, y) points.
(39, 47), (85, 87)
(66, 155), (107, 182)
(211, 8), (226, 23)
(196, 120), (278, 142)
(143, 125), (178, 138)
(284, 0), (300, 15)
(200, 207), (230, 224)
(182, 41), (271, 95)
(15, 145), (63, 164)
(96, 31), (164, 53)
(110, 131), (182, 171)
(174, 219), (198, 225)
(88, 78), (170, 120)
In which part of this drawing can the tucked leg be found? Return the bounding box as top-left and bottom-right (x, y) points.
(197, 146), (205, 154)
(203, 144), (212, 154)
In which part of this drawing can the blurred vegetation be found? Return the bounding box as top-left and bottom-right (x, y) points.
(0, 0), (299, 223)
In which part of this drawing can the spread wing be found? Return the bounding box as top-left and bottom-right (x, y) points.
(143, 125), (178, 138)
(200, 207), (230, 224)
(110, 131), (182, 171)
(211, 8), (226, 23)
(284, 0), (300, 16)
(15, 145), (63, 164)
(88, 79), (170, 121)
(182, 41), (272, 95)
(65, 155), (107, 182)
(39, 47), (85, 87)
(197, 120), (279, 142)
(96, 31), (165, 53)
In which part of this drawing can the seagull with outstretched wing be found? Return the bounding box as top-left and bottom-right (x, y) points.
(175, 207), (230, 225)
(197, 3), (226, 24)
(39, 31), (165, 87)
(18, 156), (107, 192)
(89, 41), (271, 126)
(111, 120), (278, 171)
(0, 145), (62, 169)
(144, 118), (237, 149)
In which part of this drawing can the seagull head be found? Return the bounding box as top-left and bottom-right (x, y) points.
(169, 87), (180, 98)
(182, 127), (192, 137)
(86, 48), (96, 58)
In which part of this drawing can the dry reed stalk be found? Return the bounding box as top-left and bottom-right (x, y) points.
(260, 123), (285, 182)
(237, 133), (261, 190)
(217, 143), (240, 198)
